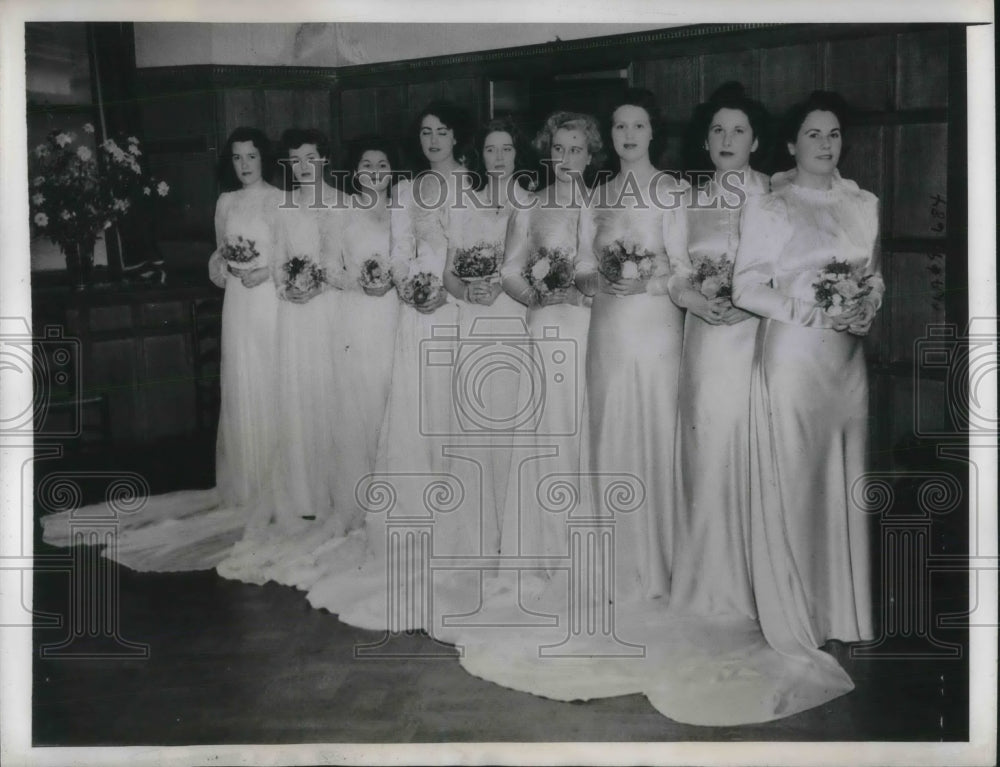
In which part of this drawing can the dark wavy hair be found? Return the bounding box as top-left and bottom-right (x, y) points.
(218, 127), (275, 192)
(533, 110), (605, 189)
(406, 100), (476, 172)
(470, 117), (536, 191)
(684, 81), (769, 175)
(343, 134), (401, 196)
(278, 127), (332, 191)
(608, 88), (665, 169)
(779, 90), (851, 168)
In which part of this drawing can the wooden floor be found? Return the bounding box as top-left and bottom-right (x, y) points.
(31, 436), (969, 745)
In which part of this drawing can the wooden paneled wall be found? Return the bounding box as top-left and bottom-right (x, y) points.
(117, 23), (964, 458)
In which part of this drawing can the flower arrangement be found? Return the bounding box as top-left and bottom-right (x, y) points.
(452, 241), (503, 282)
(813, 259), (876, 317)
(690, 254), (734, 300)
(28, 124), (169, 277)
(359, 254), (392, 291)
(396, 271), (445, 309)
(598, 238), (656, 283)
(522, 246), (575, 299)
(220, 235), (264, 273)
(279, 255), (327, 300)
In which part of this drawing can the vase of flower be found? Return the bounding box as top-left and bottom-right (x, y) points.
(28, 123), (169, 289)
(63, 239), (96, 291)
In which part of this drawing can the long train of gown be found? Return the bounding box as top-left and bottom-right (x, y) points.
(430, 179), (857, 724)
(40, 184), (285, 571)
(299, 176), (485, 629)
(39, 178), (865, 727)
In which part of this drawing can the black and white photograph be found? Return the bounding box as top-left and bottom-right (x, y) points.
(0, 1), (995, 765)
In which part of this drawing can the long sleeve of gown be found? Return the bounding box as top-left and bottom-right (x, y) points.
(208, 194), (228, 288)
(416, 182), (450, 278)
(500, 206), (535, 306)
(318, 194), (350, 291)
(861, 197), (885, 311)
(389, 179), (418, 281)
(732, 195), (835, 329)
(574, 199), (599, 296)
(652, 182), (694, 298)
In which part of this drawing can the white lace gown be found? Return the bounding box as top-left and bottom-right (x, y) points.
(40, 184), (284, 571)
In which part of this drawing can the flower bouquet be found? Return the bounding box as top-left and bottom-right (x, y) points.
(812, 259), (876, 317)
(597, 238), (656, 283)
(359, 254), (392, 292)
(220, 234), (264, 275)
(396, 270), (445, 310)
(690, 254), (734, 301)
(452, 241), (503, 283)
(279, 255), (327, 301)
(522, 246), (575, 299)
(28, 124), (169, 286)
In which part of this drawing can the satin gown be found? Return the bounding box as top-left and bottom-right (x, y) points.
(580, 173), (692, 603)
(669, 169), (769, 619)
(41, 184), (285, 571)
(327, 195), (400, 531)
(213, 186), (284, 509)
(732, 170), (883, 649)
(216, 185), (355, 586)
(447, 188), (530, 559)
(497, 199), (592, 579)
(304, 174), (473, 629)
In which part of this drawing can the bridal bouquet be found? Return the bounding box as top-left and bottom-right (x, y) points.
(397, 270), (445, 309)
(690, 254), (734, 300)
(812, 259), (876, 317)
(279, 255), (327, 300)
(221, 234), (264, 274)
(598, 238), (656, 283)
(359, 254), (392, 291)
(523, 246), (575, 298)
(452, 241), (502, 282)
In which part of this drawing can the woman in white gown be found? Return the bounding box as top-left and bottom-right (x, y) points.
(575, 89), (719, 603)
(325, 136), (402, 530)
(732, 91), (882, 652)
(303, 102), (477, 629)
(669, 83), (770, 619)
(41, 127), (284, 571)
(217, 128), (355, 585)
(494, 112), (599, 583)
(446, 95), (862, 726)
(442, 118), (534, 561)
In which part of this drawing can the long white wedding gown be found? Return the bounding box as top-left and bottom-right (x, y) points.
(40, 183), (285, 571)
